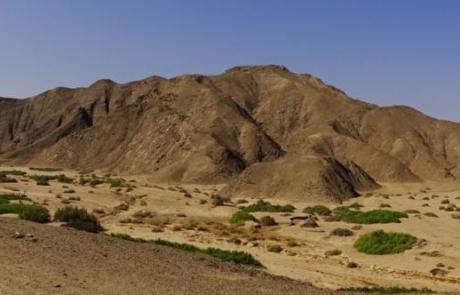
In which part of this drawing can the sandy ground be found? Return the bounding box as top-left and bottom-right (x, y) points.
(2, 166), (460, 293)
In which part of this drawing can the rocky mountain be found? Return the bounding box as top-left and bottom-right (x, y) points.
(1, 65), (460, 201)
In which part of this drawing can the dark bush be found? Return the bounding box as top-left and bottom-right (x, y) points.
(54, 206), (103, 233)
(330, 228), (354, 237)
(19, 205), (51, 223)
(259, 215), (277, 226)
(57, 174), (74, 183)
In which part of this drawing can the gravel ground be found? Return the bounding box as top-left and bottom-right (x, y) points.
(0, 218), (346, 295)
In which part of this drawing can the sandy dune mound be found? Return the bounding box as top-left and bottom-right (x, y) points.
(2, 65), (460, 201)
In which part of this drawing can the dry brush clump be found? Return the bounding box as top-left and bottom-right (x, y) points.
(54, 206), (103, 233)
(424, 212), (438, 218)
(211, 194), (230, 207)
(267, 244), (283, 253)
(303, 205), (331, 216)
(259, 215), (277, 226)
(330, 228), (354, 237)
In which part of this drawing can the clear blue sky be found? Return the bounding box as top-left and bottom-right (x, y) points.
(0, 0), (459, 121)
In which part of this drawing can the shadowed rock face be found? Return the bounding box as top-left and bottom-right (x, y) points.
(1, 65), (460, 201)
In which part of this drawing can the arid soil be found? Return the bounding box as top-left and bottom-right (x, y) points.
(1, 167), (460, 293)
(0, 218), (337, 295)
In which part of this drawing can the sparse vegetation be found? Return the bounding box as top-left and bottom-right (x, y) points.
(354, 230), (417, 254)
(0, 170), (27, 176)
(0, 173), (18, 183)
(54, 206), (103, 233)
(0, 194), (50, 223)
(303, 205), (331, 216)
(243, 200), (295, 213)
(109, 234), (263, 267)
(0, 193), (29, 202)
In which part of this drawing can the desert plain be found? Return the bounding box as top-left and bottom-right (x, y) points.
(1, 166), (460, 294)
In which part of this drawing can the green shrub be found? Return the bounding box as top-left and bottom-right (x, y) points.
(110, 234), (262, 267)
(202, 247), (262, 267)
(0, 203), (31, 214)
(229, 210), (256, 224)
(354, 230), (417, 254)
(303, 205), (331, 216)
(79, 176), (124, 188)
(243, 200), (295, 213)
(54, 206), (103, 233)
(334, 207), (408, 224)
(0, 198), (50, 223)
(31, 174), (73, 184)
(19, 205), (51, 223)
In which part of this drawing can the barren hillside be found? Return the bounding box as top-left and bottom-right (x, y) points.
(0, 218), (341, 295)
(2, 65), (460, 201)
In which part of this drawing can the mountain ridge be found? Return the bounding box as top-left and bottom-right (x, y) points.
(1, 65), (459, 202)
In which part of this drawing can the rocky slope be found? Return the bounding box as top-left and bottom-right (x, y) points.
(1, 65), (460, 201)
(0, 218), (339, 295)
